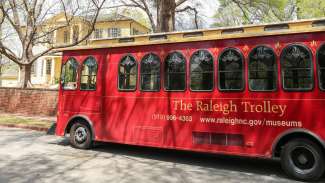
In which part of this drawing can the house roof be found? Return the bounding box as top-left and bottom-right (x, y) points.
(41, 12), (87, 26)
(91, 13), (151, 30)
(42, 12), (150, 31)
(95, 13), (132, 22)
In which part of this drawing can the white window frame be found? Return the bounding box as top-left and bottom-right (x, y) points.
(111, 28), (121, 38)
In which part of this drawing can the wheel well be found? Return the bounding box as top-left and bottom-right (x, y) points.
(65, 117), (93, 137)
(273, 132), (325, 157)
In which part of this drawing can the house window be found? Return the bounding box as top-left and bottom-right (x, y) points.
(249, 46), (277, 91)
(133, 28), (140, 35)
(218, 48), (244, 91)
(164, 51), (186, 91)
(140, 53), (160, 91)
(46, 60), (52, 75)
(61, 58), (79, 90)
(281, 44), (313, 91)
(119, 55), (137, 91)
(63, 31), (69, 44)
(94, 29), (103, 39)
(81, 57), (98, 90)
(111, 28), (121, 37)
(190, 50), (214, 91)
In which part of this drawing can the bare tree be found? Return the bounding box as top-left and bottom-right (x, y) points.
(116, 0), (200, 32)
(0, 0), (107, 88)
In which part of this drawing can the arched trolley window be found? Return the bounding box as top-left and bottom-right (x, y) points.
(61, 58), (79, 90)
(190, 50), (214, 91)
(218, 48), (244, 91)
(249, 46), (277, 91)
(119, 55), (137, 91)
(281, 44), (313, 91)
(164, 51), (186, 91)
(80, 57), (98, 90)
(140, 53), (161, 91)
(317, 44), (325, 90)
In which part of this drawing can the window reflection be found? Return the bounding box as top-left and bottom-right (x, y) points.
(164, 52), (186, 91)
(317, 44), (325, 90)
(281, 45), (313, 90)
(119, 55), (137, 90)
(190, 50), (214, 91)
(218, 48), (244, 91)
(249, 46), (277, 91)
(61, 58), (79, 90)
(140, 53), (161, 91)
(81, 57), (98, 90)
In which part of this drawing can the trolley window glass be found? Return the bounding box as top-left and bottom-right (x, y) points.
(119, 55), (137, 91)
(61, 58), (79, 90)
(218, 48), (244, 91)
(281, 45), (313, 91)
(317, 44), (325, 90)
(81, 57), (98, 90)
(164, 52), (186, 91)
(249, 46), (277, 91)
(190, 50), (214, 91)
(140, 53), (161, 91)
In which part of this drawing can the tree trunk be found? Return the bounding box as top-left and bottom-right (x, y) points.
(19, 64), (32, 88)
(157, 0), (176, 32)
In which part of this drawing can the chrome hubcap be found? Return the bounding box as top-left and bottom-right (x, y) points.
(291, 147), (315, 170)
(298, 154), (308, 165)
(74, 127), (87, 143)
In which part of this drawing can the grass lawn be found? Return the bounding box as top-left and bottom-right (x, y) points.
(0, 114), (53, 128)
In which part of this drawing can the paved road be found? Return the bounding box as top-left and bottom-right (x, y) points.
(0, 127), (323, 183)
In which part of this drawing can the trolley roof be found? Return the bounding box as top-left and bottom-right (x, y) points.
(57, 18), (325, 51)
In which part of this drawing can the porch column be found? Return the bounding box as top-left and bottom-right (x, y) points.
(53, 30), (57, 45)
(70, 26), (74, 44)
(50, 58), (55, 84)
(42, 58), (47, 84)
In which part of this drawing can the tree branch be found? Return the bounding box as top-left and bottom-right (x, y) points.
(117, 0), (156, 31)
(31, 0), (107, 63)
(176, 6), (198, 29)
(0, 42), (19, 64)
(2, 1), (24, 42)
(230, 0), (252, 24)
(138, 0), (156, 31)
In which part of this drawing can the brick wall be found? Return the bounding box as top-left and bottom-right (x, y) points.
(0, 88), (58, 116)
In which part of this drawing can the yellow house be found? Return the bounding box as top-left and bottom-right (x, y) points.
(32, 13), (150, 87)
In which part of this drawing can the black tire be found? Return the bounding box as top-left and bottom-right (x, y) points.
(69, 121), (93, 149)
(280, 138), (325, 181)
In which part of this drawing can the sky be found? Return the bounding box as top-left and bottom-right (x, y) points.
(199, 0), (219, 27)
(177, 0), (219, 29)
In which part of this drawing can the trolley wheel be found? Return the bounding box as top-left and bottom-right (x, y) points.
(69, 122), (93, 149)
(280, 138), (325, 181)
